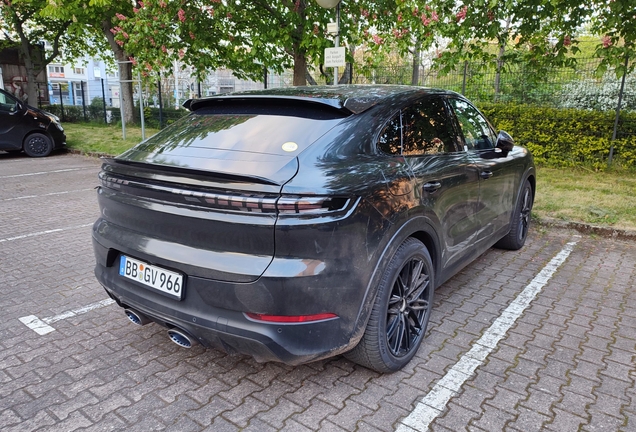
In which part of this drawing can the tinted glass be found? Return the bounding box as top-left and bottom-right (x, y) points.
(402, 98), (455, 156)
(378, 112), (402, 155)
(448, 98), (496, 150)
(0, 91), (18, 113)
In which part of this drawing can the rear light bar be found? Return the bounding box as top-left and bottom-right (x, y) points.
(100, 172), (351, 215)
(245, 312), (338, 323)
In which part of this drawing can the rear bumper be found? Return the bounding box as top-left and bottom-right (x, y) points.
(93, 234), (362, 365)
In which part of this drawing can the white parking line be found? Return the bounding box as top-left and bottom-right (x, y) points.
(19, 299), (116, 335)
(397, 238), (579, 432)
(1, 188), (94, 202)
(0, 223), (93, 243)
(0, 167), (93, 179)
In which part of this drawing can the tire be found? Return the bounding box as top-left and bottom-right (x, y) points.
(23, 133), (53, 157)
(345, 238), (435, 373)
(495, 180), (533, 250)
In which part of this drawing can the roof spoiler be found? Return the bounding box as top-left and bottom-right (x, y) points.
(182, 95), (376, 115)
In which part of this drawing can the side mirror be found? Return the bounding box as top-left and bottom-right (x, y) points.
(496, 130), (514, 153)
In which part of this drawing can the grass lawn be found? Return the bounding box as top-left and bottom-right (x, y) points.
(63, 123), (636, 232)
(64, 123), (159, 156)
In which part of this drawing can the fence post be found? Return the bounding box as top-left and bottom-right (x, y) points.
(609, 54), (629, 167)
(462, 61), (468, 95)
(81, 81), (87, 121)
(158, 78), (163, 129)
(101, 79), (107, 124)
(58, 84), (65, 122)
(264, 67), (268, 89)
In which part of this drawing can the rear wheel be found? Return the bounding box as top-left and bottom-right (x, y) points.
(345, 238), (434, 373)
(495, 180), (533, 250)
(23, 133), (53, 157)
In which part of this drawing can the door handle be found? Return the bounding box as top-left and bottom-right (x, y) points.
(480, 171), (493, 179)
(423, 182), (442, 193)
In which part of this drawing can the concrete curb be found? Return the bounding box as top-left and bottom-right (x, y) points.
(535, 217), (636, 242)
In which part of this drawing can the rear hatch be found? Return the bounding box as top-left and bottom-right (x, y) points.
(96, 97), (350, 283)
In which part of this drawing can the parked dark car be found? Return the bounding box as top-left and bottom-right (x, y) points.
(92, 85), (535, 372)
(0, 88), (66, 157)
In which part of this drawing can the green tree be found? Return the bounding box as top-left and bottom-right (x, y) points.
(0, 0), (86, 105)
(115, 0), (384, 86)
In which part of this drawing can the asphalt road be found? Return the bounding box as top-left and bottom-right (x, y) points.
(1, 151), (634, 431)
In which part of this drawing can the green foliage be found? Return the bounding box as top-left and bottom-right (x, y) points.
(479, 103), (636, 170)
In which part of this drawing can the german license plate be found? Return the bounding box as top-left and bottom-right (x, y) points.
(119, 255), (184, 299)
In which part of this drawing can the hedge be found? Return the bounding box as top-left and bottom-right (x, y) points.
(478, 103), (636, 170)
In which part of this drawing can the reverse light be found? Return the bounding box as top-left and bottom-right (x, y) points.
(245, 312), (338, 323)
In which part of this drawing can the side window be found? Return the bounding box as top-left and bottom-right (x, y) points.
(0, 91), (18, 114)
(378, 112), (402, 155)
(448, 98), (496, 151)
(402, 98), (456, 156)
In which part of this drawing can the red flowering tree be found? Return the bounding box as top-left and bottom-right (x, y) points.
(114, 0), (384, 86)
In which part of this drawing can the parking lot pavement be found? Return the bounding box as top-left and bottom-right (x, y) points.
(1, 152), (635, 432)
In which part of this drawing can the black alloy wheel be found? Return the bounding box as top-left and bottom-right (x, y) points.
(495, 179), (534, 250)
(23, 133), (53, 157)
(345, 238), (434, 372)
(386, 255), (431, 357)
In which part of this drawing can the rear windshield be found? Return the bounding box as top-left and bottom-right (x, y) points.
(127, 99), (348, 158)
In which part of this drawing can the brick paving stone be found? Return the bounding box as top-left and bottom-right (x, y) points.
(257, 397), (304, 429)
(291, 399), (340, 430)
(325, 399), (374, 431)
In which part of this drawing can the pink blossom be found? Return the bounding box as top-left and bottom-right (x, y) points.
(189, 31), (196, 40)
(361, 9), (369, 18)
(178, 49), (185, 59)
(109, 28), (117, 35)
(431, 11), (439, 22)
(294, 0), (300, 12)
(178, 9), (186, 22)
(145, 62), (152, 71)
(129, 56), (137, 66)
(149, 37), (155, 46)
(563, 35), (571, 47)
(487, 10), (495, 21)
(313, 24), (319, 35)
(122, 31), (129, 39)
(159, 0), (166, 7)
(602, 35), (612, 48)
(226, 12), (232, 18)
(412, 7), (419, 16)
(372, 34), (384, 45)
(456, 5), (467, 22)
(397, 13), (402, 22)
(421, 14), (431, 26)
(138, 1), (144, 7)
(363, 29), (369, 37)
(115, 13), (127, 20)
(133, 7), (138, 13)
(161, 45), (167, 53)
(425, 5), (430, 11)
(208, 8), (215, 16)
(116, 40), (124, 47)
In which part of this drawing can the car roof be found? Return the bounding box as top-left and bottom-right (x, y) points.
(185, 85), (457, 115)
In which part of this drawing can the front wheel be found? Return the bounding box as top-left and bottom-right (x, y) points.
(23, 133), (53, 157)
(345, 238), (434, 373)
(495, 180), (533, 250)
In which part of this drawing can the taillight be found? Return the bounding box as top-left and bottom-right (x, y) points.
(100, 172), (352, 215)
(244, 312), (338, 323)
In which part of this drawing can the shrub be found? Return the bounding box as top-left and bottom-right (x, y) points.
(479, 102), (636, 170)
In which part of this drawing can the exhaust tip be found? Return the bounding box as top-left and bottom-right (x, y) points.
(168, 329), (193, 348)
(125, 309), (151, 326)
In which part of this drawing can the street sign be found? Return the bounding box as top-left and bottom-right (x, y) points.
(324, 47), (346, 68)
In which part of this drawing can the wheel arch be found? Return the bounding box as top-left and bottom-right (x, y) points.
(22, 129), (54, 148)
(348, 216), (442, 347)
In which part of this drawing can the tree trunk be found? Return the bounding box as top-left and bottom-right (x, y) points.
(293, 48), (307, 86)
(411, 44), (421, 86)
(101, 19), (135, 124)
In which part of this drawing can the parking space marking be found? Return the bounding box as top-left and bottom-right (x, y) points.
(0, 167), (93, 179)
(19, 299), (116, 335)
(1, 188), (94, 202)
(397, 238), (579, 432)
(0, 223), (93, 243)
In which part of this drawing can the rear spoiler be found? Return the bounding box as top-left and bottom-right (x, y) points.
(183, 94), (377, 115)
